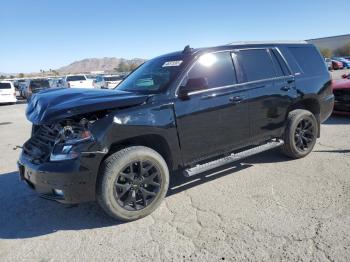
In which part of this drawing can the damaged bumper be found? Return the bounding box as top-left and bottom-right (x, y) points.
(18, 151), (105, 204)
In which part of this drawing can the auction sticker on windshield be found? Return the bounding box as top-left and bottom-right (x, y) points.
(162, 61), (183, 67)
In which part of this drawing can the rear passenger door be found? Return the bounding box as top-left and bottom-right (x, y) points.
(232, 48), (297, 143)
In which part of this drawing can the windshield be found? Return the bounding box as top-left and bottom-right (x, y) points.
(30, 80), (50, 89)
(105, 76), (122, 81)
(66, 75), (86, 81)
(117, 55), (187, 93)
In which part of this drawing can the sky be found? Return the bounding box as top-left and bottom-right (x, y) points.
(1, 0), (349, 73)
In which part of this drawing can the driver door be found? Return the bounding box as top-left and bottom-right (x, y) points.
(174, 52), (251, 165)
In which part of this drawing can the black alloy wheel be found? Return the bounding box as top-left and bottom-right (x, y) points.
(294, 118), (315, 152)
(114, 160), (161, 211)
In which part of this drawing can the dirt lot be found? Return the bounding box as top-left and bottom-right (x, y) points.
(0, 100), (349, 261)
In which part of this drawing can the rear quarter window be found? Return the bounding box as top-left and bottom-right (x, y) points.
(288, 46), (327, 76)
(0, 83), (11, 89)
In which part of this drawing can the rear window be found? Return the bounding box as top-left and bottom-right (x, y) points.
(66, 75), (86, 81)
(104, 76), (122, 81)
(236, 49), (275, 82)
(0, 83), (11, 89)
(30, 80), (50, 89)
(288, 46), (326, 75)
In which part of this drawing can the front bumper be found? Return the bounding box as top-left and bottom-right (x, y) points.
(18, 151), (105, 204)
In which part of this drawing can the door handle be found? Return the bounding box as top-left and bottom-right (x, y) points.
(229, 96), (243, 103)
(281, 86), (291, 91)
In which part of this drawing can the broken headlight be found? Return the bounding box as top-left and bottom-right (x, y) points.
(50, 118), (94, 161)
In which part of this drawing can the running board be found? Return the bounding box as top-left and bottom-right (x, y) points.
(183, 140), (284, 177)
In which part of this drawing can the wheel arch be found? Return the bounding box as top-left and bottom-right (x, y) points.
(287, 97), (321, 137)
(104, 134), (174, 171)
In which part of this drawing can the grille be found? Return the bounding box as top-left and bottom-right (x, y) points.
(334, 89), (350, 102)
(23, 125), (60, 163)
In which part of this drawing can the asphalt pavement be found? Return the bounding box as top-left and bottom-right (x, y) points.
(0, 101), (349, 261)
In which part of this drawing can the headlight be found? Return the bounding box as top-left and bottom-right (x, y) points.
(50, 119), (94, 161)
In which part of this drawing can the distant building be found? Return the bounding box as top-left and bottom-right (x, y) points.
(307, 34), (350, 52)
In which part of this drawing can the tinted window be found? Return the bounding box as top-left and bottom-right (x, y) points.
(0, 83), (11, 89)
(66, 75), (86, 81)
(270, 49), (290, 76)
(30, 80), (50, 89)
(104, 76), (122, 81)
(186, 52), (237, 89)
(236, 49), (275, 82)
(288, 46), (326, 75)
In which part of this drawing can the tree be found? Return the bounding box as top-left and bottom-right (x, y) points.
(0, 75), (5, 79)
(18, 73), (25, 78)
(9, 75), (14, 79)
(117, 60), (129, 72)
(334, 42), (350, 56)
(320, 48), (332, 58)
(129, 63), (139, 71)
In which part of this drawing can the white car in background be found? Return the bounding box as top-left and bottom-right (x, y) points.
(103, 75), (123, 89)
(93, 75), (123, 89)
(0, 81), (17, 104)
(63, 75), (94, 88)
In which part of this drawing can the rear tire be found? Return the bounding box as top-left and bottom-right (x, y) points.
(97, 146), (169, 221)
(281, 109), (318, 159)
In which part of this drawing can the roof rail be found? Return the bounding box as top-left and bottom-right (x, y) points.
(228, 40), (308, 45)
(182, 45), (193, 54)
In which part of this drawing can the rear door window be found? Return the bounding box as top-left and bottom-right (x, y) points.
(288, 46), (326, 76)
(66, 75), (86, 81)
(270, 49), (290, 76)
(0, 83), (11, 89)
(185, 52), (237, 89)
(235, 49), (275, 82)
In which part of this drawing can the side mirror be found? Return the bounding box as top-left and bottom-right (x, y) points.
(342, 74), (348, 79)
(178, 77), (208, 99)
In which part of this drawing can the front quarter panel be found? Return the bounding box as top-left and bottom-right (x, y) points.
(90, 101), (182, 169)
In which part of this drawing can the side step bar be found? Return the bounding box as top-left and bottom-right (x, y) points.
(183, 140), (284, 177)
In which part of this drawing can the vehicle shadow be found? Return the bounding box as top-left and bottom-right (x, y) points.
(0, 150), (289, 239)
(314, 149), (350, 154)
(323, 115), (350, 125)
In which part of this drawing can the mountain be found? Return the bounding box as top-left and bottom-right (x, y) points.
(57, 57), (146, 74)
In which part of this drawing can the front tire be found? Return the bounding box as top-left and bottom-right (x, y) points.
(281, 109), (318, 159)
(97, 146), (169, 221)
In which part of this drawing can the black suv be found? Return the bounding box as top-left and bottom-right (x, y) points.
(19, 42), (334, 221)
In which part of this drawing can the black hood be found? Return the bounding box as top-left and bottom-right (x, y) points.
(26, 88), (149, 125)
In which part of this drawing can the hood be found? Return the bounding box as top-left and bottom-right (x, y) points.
(332, 79), (350, 90)
(26, 88), (149, 125)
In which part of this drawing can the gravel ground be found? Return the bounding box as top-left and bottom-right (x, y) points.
(0, 101), (349, 262)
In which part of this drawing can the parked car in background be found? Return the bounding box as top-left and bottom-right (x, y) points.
(0, 81), (17, 104)
(63, 75), (94, 88)
(103, 75), (123, 89)
(22, 79), (51, 100)
(332, 57), (350, 69)
(325, 58), (332, 70)
(50, 78), (65, 88)
(332, 59), (344, 70)
(332, 73), (350, 115)
(93, 75), (123, 89)
(93, 75), (106, 89)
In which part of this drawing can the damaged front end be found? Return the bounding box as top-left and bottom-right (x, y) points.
(19, 114), (108, 203)
(24, 117), (96, 164)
